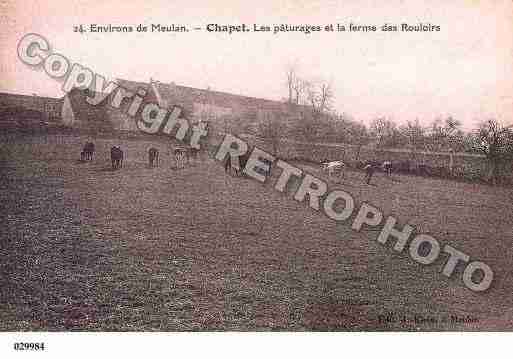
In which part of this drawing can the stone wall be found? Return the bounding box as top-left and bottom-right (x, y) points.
(246, 136), (512, 183)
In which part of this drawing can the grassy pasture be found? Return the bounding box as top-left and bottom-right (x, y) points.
(1, 132), (512, 330)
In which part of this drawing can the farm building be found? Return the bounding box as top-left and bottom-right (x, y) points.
(0, 92), (62, 123)
(2, 82), (509, 183)
(60, 78), (299, 134)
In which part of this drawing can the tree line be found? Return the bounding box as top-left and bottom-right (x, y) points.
(251, 65), (513, 184)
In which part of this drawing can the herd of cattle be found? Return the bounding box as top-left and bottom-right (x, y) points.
(80, 141), (200, 170)
(80, 141), (398, 185)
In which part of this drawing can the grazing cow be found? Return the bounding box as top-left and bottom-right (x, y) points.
(148, 147), (159, 168)
(81, 142), (95, 161)
(382, 160), (392, 176)
(110, 146), (123, 170)
(174, 148), (188, 169)
(224, 152), (250, 176)
(322, 160), (346, 180)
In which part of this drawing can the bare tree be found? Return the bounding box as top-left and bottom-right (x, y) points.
(306, 80), (333, 121)
(401, 119), (426, 152)
(399, 119), (428, 168)
(467, 119), (513, 184)
(370, 117), (404, 148)
(292, 78), (308, 106)
(285, 65), (307, 106)
(348, 121), (371, 162)
(284, 68), (334, 142)
(286, 66), (296, 105)
(257, 111), (286, 155)
(428, 116), (464, 152)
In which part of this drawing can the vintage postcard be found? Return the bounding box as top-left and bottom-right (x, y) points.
(1, 0), (512, 354)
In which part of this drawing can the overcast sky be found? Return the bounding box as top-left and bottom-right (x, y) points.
(1, 0), (512, 130)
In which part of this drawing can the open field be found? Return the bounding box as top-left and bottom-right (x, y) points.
(1, 132), (512, 331)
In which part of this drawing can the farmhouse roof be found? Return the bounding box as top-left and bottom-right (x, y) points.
(115, 78), (300, 114)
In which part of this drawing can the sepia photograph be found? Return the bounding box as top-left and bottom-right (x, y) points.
(1, 0), (512, 356)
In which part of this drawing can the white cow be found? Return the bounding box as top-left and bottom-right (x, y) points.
(322, 160), (346, 180)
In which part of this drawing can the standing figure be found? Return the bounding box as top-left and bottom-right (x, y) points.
(148, 147), (159, 167)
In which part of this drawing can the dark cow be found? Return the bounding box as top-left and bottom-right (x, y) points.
(148, 147), (159, 168)
(81, 142), (95, 161)
(110, 146), (123, 170)
(224, 152), (250, 176)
